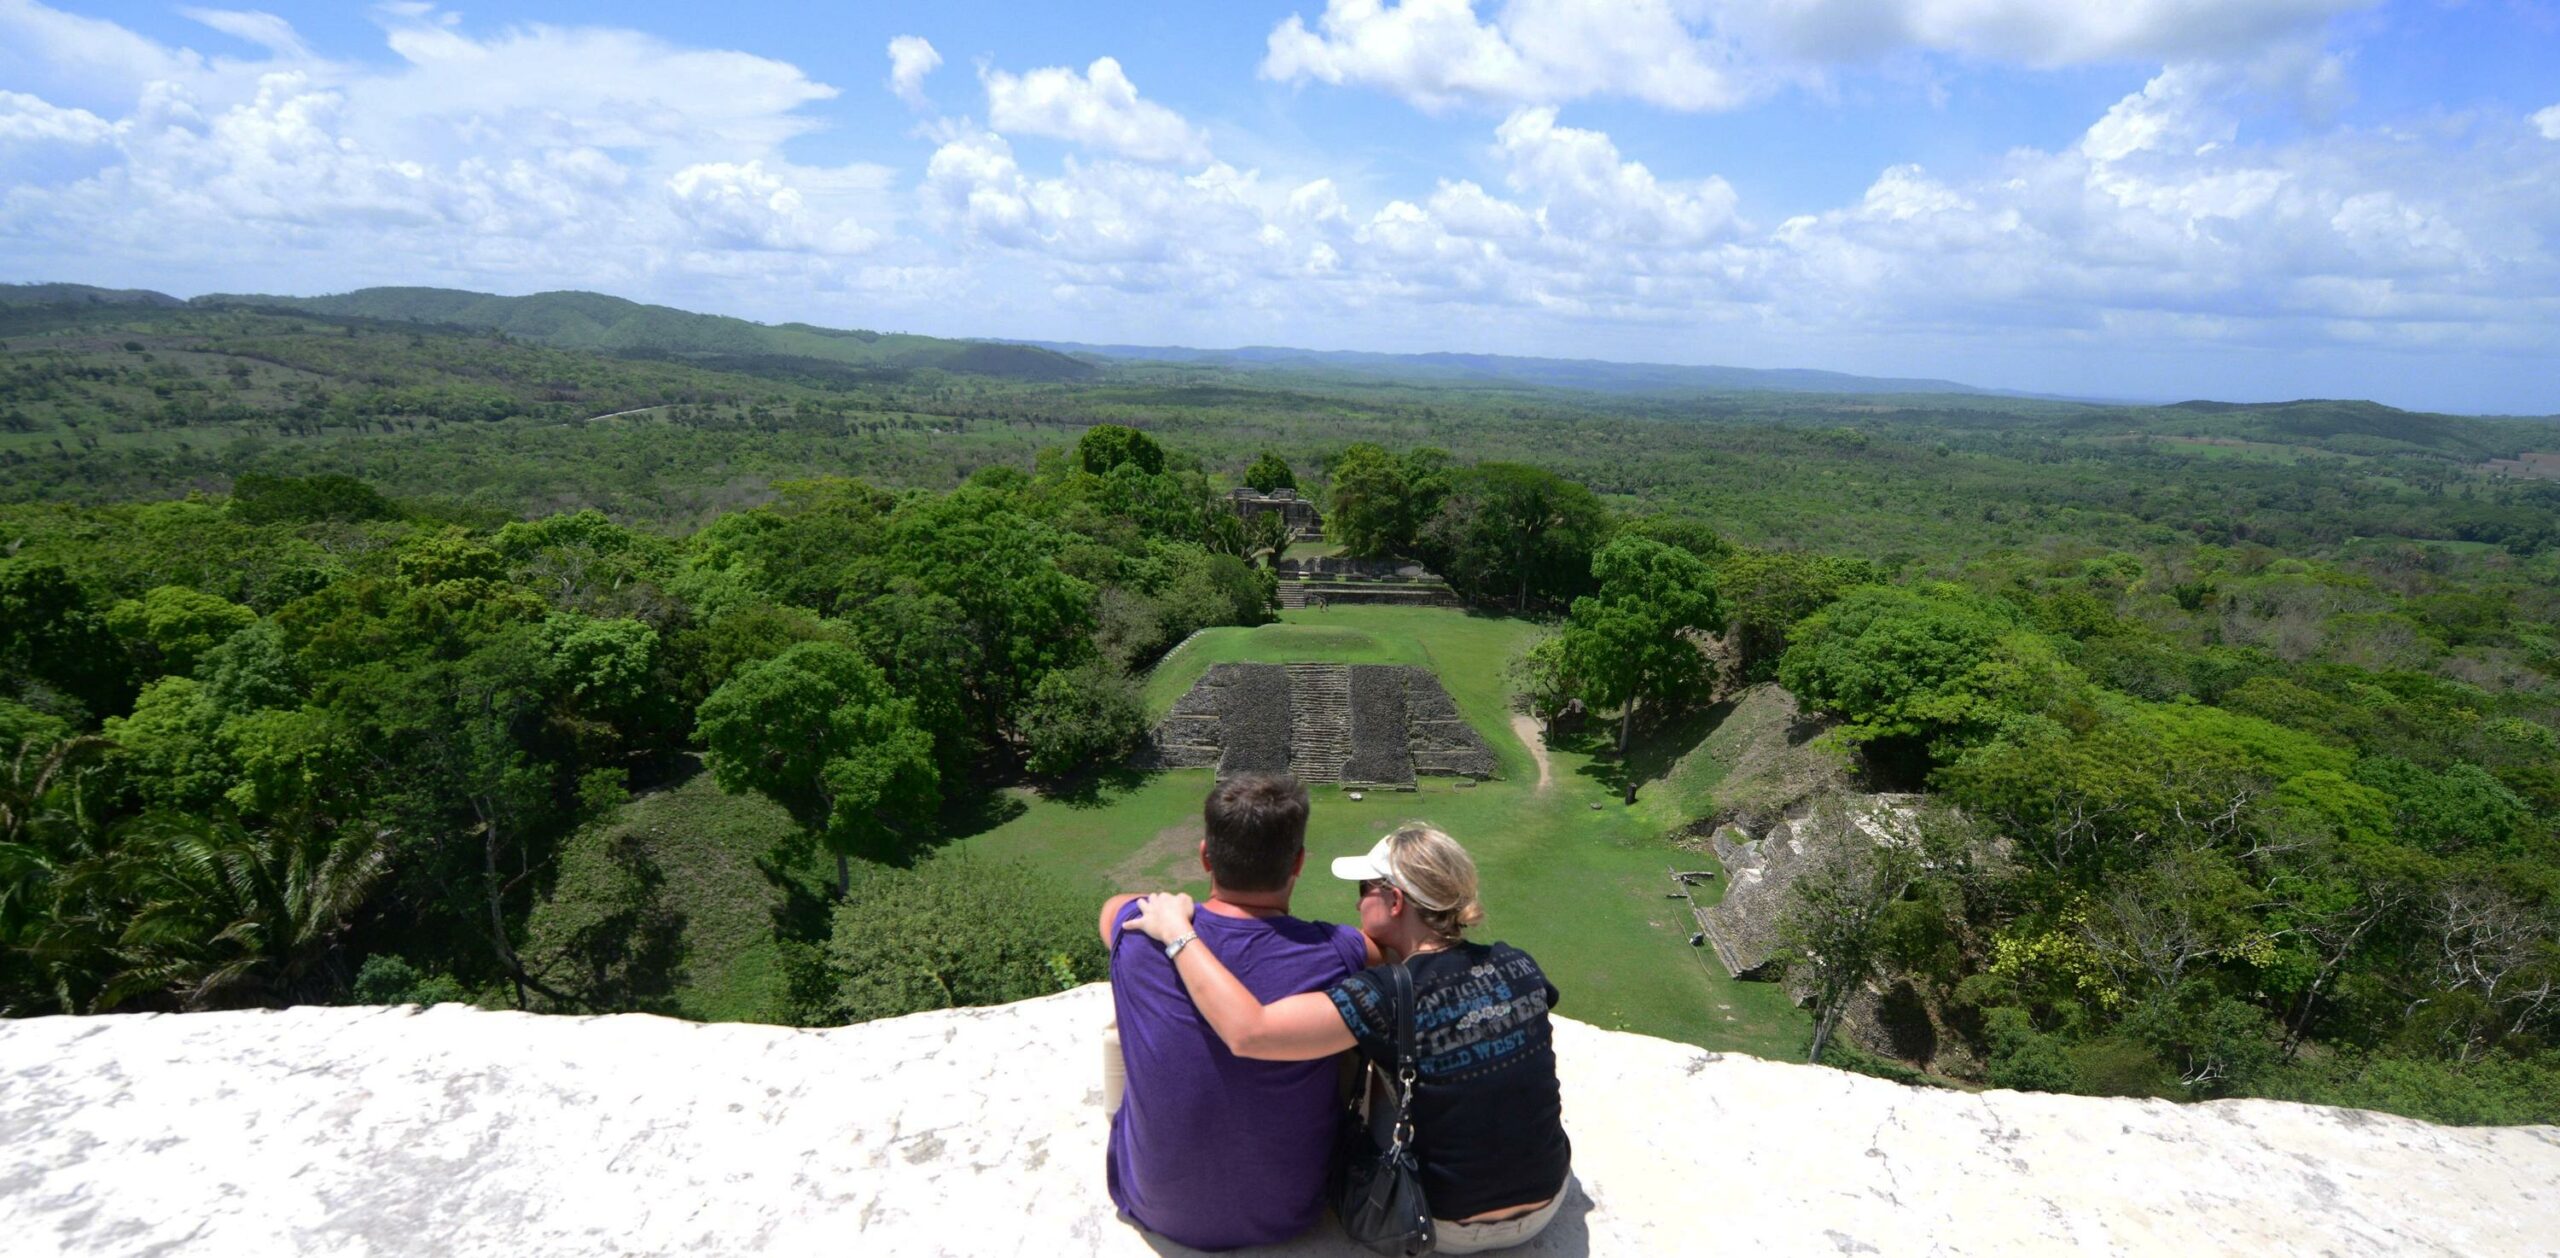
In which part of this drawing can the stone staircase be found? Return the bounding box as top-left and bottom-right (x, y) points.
(1285, 663), (1351, 783)
(1277, 581), (1312, 610)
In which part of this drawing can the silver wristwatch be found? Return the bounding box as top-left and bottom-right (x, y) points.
(1163, 931), (1198, 961)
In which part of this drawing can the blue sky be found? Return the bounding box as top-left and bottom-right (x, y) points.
(2, 1), (2555, 412)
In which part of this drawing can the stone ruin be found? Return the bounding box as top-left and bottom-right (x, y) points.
(1695, 793), (1924, 982)
(1692, 792), (1973, 1069)
(1226, 487), (1323, 539)
(1151, 663), (1497, 786)
(1273, 557), (1462, 611)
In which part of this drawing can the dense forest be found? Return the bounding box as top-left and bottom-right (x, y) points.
(3, 287), (2556, 1124)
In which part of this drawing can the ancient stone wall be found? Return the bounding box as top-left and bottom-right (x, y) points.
(1150, 664), (1496, 785)
(1403, 668), (1498, 779)
(1216, 664), (1292, 777)
(1341, 664), (1414, 785)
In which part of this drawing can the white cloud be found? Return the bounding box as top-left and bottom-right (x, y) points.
(668, 160), (878, 254)
(1264, 0), (1754, 113)
(982, 57), (1210, 164)
(887, 35), (940, 112)
(1725, 0), (2373, 66)
(179, 8), (313, 60)
(2080, 65), (2234, 162)
(2, 1), (2552, 409)
(1261, 0), (2372, 113)
(0, 4), (889, 297)
(1493, 107), (1740, 246)
(0, 88), (115, 144)
(1752, 66), (2554, 352)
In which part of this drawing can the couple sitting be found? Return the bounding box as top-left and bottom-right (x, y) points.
(1101, 773), (1571, 1254)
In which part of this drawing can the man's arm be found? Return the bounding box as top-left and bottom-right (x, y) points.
(1097, 893), (1143, 950)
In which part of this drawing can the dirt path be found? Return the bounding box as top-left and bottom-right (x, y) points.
(569, 405), (666, 425)
(1510, 714), (1554, 794)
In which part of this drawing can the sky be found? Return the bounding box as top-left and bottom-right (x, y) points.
(0, 2), (2555, 413)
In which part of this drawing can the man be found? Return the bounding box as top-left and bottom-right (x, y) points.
(1100, 772), (1378, 1250)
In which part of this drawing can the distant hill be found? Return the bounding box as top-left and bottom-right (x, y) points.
(189, 287), (1096, 383)
(1014, 339), (2026, 397)
(2146, 398), (2532, 460)
(0, 283), (1093, 383)
(0, 282), (185, 309)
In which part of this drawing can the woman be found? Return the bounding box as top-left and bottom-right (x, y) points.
(1131, 823), (1571, 1254)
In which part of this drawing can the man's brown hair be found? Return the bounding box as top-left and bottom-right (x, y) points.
(1202, 773), (1309, 893)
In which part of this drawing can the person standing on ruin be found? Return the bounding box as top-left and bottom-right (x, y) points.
(1098, 773), (1378, 1250)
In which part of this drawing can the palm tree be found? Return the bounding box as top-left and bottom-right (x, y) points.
(105, 812), (390, 1010)
(1246, 509), (1294, 569)
(0, 735), (117, 1015)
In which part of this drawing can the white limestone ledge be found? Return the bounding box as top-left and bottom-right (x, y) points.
(3, 984), (2556, 1257)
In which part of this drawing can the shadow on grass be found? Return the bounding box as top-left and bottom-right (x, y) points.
(759, 843), (836, 946)
(1566, 695), (1732, 804)
(1043, 762), (1155, 810)
(925, 780), (1033, 846)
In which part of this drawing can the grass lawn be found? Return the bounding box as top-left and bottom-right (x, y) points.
(958, 605), (1807, 1059)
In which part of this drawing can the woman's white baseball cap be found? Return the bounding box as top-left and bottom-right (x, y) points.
(1330, 831), (1453, 911)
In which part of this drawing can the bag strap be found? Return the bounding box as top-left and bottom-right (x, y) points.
(1385, 962), (1417, 1156)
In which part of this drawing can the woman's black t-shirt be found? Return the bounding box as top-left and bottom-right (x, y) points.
(1324, 942), (1571, 1220)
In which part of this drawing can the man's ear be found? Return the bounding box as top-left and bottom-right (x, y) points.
(1198, 840), (1212, 877)
(1292, 848), (1307, 877)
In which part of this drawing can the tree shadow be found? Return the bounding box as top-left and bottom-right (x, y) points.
(757, 828), (836, 946)
(532, 833), (687, 1014)
(1045, 762), (1155, 810)
(1565, 696), (1735, 805)
(1854, 735), (1932, 792)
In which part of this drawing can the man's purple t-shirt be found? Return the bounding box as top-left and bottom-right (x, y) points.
(1107, 903), (1366, 1251)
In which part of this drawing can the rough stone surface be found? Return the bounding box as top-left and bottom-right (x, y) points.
(1701, 794), (1921, 982)
(1149, 665), (1494, 784)
(1341, 664), (1414, 786)
(1400, 669), (1497, 779)
(1147, 662), (1234, 769)
(1218, 664), (1293, 777)
(4, 986), (2555, 1256)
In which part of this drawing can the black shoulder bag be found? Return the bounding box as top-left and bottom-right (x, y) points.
(1331, 963), (1434, 1255)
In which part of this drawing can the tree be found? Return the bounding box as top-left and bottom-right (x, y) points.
(0, 558), (130, 719)
(1777, 584), (2072, 768)
(227, 472), (392, 525)
(1245, 509), (1294, 569)
(1508, 634), (1580, 740)
(107, 812), (390, 1010)
(1558, 536), (1724, 764)
(696, 641), (939, 899)
(1077, 424), (1165, 476)
(1717, 549), (1882, 682)
(1780, 797), (1921, 1063)
(808, 855), (1107, 1024)
(105, 586), (257, 678)
(1325, 442), (1410, 557)
(1423, 463), (1610, 612)
(1243, 451), (1296, 493)
(846, 497), (1096, 750)
(1019, 662), (1148, 779)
